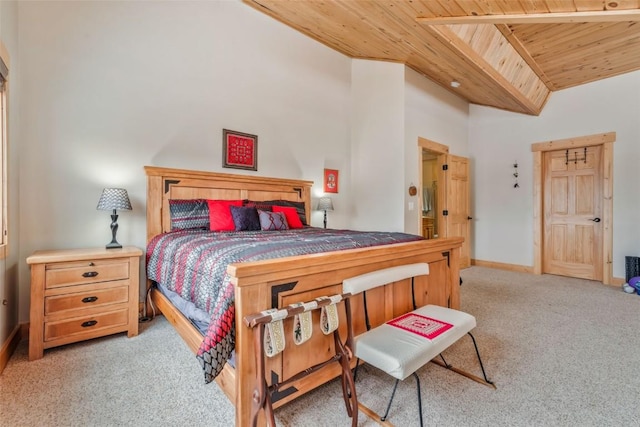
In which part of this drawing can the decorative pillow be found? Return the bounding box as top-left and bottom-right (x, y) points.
(207, 199), (243, 231)
(258, 210), (289, 231)
(262, 200), (307, 225)
(272, 205), (303, 229)
(243, 201), (273, 212)
(229, 206), (261, 231)
(168, 199), (210, 230)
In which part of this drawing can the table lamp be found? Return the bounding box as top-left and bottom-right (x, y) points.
(97, 188), (132, 249)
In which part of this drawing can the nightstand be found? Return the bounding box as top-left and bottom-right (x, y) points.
(27, 246), (143, 360)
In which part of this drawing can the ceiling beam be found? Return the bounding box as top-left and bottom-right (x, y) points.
(416, 10), (640, 25)
(424, 24), (544, 115)
(494, 24), (557, 92)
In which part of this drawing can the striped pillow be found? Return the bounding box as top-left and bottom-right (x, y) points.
(169, 199), (210, 230)
(243, 201), (273, 212)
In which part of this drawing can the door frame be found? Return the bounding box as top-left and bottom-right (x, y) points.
(418, 137), (448, 238)
(531, 132), (615, 284)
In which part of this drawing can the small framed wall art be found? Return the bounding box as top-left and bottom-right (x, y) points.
(323, 168), (339, 193)
(222, 129), (258, 171)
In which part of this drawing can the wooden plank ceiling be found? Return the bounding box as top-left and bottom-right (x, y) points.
(244, 0), (640, 115)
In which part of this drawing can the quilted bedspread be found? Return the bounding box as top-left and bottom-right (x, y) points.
(146, 227), (423, 383)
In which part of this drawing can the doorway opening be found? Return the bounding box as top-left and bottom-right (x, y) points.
(418, 137), (471, 269)
(418, 137), (448, 242)
(421, 151), (439, 239)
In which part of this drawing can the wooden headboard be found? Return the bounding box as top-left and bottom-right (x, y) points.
(145, 166), (313, 242)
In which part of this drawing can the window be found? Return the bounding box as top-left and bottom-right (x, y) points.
(0, 43), (8, 258)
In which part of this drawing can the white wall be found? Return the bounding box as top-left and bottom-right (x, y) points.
(469, 71), (640, 279)
(350, 60), (405, 232)
(348, 64), (470, 235)
(17, 0), (351, 322)
(404, 67), (469, 235)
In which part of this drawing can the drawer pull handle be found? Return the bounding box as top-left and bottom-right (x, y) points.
(81, 320), (98, 328)
(82, 271), (99, 278)
(81, 296), (98, 303)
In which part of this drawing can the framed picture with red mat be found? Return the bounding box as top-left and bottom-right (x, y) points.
(323, 168), (339, 193)
(223, 129), (258, 171)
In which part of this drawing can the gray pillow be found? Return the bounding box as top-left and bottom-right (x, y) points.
(258, 210), (289, 231)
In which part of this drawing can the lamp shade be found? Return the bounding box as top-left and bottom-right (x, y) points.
(317, 196), (334, 211)
(97, 188), (132, 211)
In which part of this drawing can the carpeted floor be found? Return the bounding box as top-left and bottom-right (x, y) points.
(2, 267), (639, 426)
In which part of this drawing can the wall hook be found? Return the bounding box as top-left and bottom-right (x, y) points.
(513, 161), (519, 189)
(565, 147), (587, 165)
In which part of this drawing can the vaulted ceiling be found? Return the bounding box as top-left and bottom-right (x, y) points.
(244, 1), (640, 115)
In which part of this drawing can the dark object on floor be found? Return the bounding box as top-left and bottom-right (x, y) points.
(626, 256), (640, 283)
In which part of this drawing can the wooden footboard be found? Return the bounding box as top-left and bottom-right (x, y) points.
(230, 237), (462, 426)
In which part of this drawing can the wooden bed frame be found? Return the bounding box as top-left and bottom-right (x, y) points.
(145, 165), (463, 426)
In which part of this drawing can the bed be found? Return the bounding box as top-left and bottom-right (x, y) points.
(144, 166), (464, 426)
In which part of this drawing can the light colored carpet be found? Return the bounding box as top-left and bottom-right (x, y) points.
(2, 267), (639, 426)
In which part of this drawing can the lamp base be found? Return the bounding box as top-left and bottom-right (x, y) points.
(106, 212), (122, 249)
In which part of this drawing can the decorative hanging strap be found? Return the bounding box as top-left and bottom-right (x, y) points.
(291, 301), (316, 345)
(318, 295), (342, 335)
(261, 308), (288, 357)
(247, 294), (347, 355)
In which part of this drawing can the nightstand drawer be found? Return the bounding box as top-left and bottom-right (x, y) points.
(44, 308), (129, 341)
(45, 259), (130, 289)
(45, 286), (129, 315)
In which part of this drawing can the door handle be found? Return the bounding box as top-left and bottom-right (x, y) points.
(467, 216), (473, 220)
(591, 217), (601, 222)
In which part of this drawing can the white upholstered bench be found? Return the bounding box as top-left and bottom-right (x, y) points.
(342, 263), (493, 426)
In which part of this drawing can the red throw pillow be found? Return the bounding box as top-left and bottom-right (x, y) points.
(207, 199), (243, 231)
(272, 205), (303, 229)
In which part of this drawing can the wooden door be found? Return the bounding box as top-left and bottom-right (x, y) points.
(442, 154), (471, 268)
(543, 146), (603, 280)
